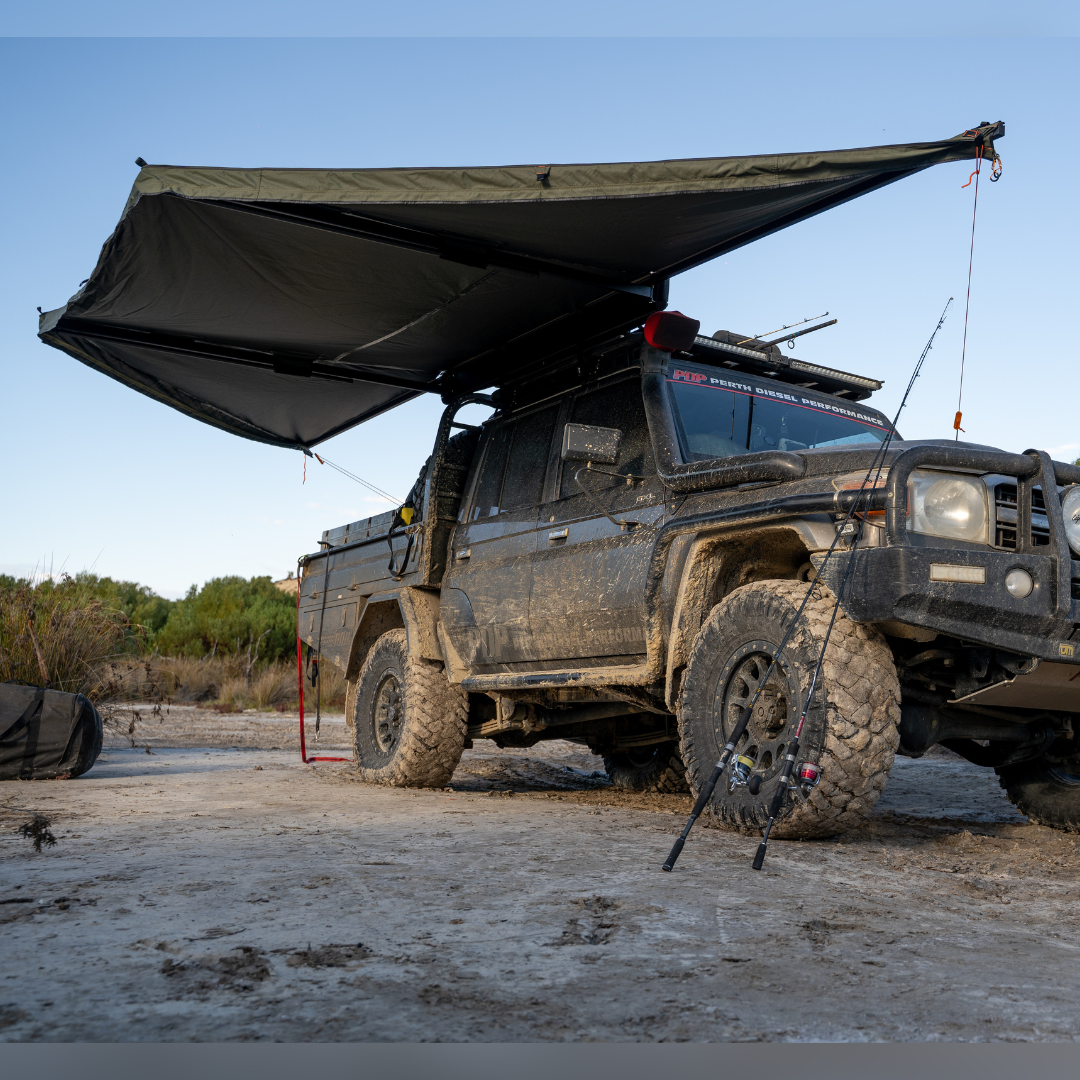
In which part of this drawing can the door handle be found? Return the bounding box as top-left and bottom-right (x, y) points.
(456, 548), (471, 559)
(548, 528), (569, 542)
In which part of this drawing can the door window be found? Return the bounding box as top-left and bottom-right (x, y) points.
(470, 405), (558, 520)
(501, 406), (559, 511)
(560, 378), (654, 498)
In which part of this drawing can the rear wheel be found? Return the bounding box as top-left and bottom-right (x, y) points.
(352, 629), (467, 787)
(603, 741), (689, 793)
(678, 580), (901, 839)
(998, 751), (1080, 831)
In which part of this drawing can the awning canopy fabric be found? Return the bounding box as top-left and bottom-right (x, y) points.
(38, 123), (1002, 449)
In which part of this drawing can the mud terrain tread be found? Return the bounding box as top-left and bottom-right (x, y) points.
(603, 742), (689, 794)
(678, 579), (901, 839)
(997, 759), (1080, 832)
(354, 629), (468, 788)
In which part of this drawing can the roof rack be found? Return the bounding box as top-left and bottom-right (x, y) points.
(688, 333), (882, 401)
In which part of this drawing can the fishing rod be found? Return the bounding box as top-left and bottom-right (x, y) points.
(736, 312), (828, 347)
(764, 318), (837, 349)
(661, 298), (951, 874)
(750, 298), (953, 871)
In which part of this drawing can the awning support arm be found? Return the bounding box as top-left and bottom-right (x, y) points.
(209, 197), (656, 299)
(50, 317), (438, 393)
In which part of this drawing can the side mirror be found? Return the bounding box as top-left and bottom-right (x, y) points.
(561, 423), (622, 465)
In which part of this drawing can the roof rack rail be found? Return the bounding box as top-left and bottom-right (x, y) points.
(689, 334), (882, 400)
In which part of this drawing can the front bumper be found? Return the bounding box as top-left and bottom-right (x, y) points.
(823, 545), (1080, 662)
(819, 444), (1080, 663)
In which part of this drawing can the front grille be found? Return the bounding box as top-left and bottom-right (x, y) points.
(994, 483), (1050, 549)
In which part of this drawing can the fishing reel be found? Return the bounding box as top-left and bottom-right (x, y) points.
(745, 760), (821, 799)
(785, 761), (822, 799)
(728, 755), (755, 792)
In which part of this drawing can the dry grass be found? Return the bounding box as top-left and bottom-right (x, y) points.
(96, 654), (346, 713)
(0, 578), (131, 699)
(312, 661), (347, 712)
(0, 576), (347, 751)
(250, 665), (297, 710)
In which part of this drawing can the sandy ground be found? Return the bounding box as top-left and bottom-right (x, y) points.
(2, 704), (1079, 1043)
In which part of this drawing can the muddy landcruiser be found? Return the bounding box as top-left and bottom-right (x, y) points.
(298, 312), (1080, 837)
(42, 122), (1064, 835)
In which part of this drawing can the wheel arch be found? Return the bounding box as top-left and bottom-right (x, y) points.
(663, 523), (819, 710)
(344, 587), (443, 683)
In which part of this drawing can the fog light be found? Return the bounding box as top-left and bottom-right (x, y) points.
(1005, 568), (1034, 599)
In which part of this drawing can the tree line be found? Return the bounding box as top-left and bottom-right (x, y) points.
(0, 572), (298, 664)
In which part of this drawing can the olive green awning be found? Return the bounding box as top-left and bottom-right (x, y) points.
(38, 122), (1002, 449)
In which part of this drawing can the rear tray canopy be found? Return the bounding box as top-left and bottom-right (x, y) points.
(38, 123), (1001, 449)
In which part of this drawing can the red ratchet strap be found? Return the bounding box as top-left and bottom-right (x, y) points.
(295, 570), (351, 764)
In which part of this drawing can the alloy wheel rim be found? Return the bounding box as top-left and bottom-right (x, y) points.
(718, 640), (796, 780)
(372, 672), (403, 755)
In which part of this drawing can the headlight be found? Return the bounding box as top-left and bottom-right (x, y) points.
(908, 470), (988, 543)
(1063, 486), (1080, 556)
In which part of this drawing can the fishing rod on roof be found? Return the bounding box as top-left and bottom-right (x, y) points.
(736, 312), (834, 348)
(765, 317), (838, 350)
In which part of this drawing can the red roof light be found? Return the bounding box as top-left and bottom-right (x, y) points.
(643, 311), (700, 352)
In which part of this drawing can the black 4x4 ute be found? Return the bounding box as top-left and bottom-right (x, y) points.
(44, 123), (1076, 835)
(300, 313), (1080, 837)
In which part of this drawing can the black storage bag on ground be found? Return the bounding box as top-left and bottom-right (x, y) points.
(0, 684), (103, 780)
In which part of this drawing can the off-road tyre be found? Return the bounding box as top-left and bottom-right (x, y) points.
(603, 741), (689, 793)
(352, 629), (467, 787)
(344, 680), (357, 728)
(998, 754), (1080, 831)
(678, 579), (901, 839)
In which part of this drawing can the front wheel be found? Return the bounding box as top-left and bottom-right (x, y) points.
(352, 629), (467, 787)
(678, 580), (901, 839)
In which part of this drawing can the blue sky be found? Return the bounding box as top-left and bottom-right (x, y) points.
(1, 35), (1076, 596)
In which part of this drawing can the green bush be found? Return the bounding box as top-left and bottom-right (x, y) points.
(156, 576), (296, 664)
(64, 572), (173, 640)
(0, 576), (131, 698)
(8, 572), (174, 650)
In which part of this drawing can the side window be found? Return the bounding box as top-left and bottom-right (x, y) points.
(560, 378), (654, 498)
(470, 425), (512, 520)
(469, 405), (558, 520)
(669, 381), (749, 460)
(501, 405), (559, 511)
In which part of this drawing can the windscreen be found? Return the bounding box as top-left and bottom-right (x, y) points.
(668, 367), (892, 459)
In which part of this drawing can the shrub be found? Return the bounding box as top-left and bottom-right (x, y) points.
(251, 664), (298, 710)
(156, 576), (296, 665)
(33, 572), (174, 650)
(0, 576), (131, 699)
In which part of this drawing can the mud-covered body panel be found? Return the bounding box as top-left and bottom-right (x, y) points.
(300, 343), (1080, 731)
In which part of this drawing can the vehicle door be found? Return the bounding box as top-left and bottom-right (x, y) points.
(439, 402), (560, 673)
(529, 375), (666, 665)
